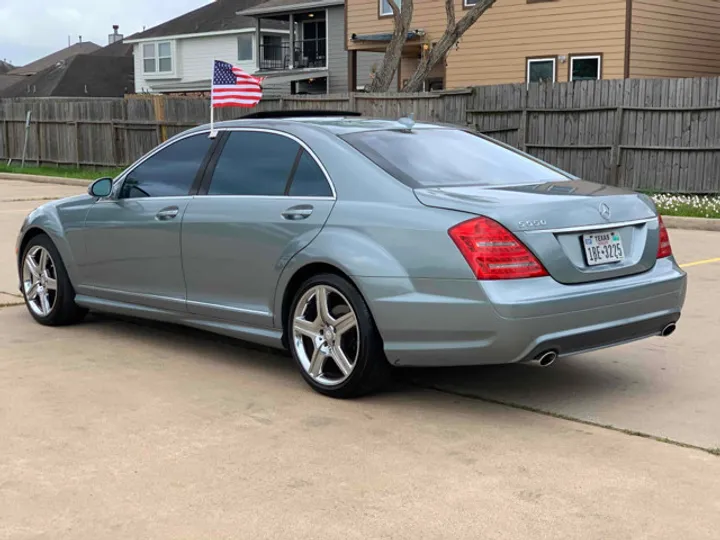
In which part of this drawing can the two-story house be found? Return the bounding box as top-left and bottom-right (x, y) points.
(238, 0), (390, 93)
(346, 0), (720, 90)
(126, 0), (289, 95)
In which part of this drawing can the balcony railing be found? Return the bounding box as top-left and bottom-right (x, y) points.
(260, 38), (327, 71)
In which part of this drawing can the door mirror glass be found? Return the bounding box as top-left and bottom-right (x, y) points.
(89, 177), (113, 198)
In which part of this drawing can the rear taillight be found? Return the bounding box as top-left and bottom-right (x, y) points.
(657, 216), (673, 259)
(449, 217), (549, 280)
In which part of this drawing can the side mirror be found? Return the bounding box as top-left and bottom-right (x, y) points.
(89, 177), (113, 198)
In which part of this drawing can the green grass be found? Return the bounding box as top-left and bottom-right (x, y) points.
(650, 194), (720, 219)
(0, 164), (123, 180)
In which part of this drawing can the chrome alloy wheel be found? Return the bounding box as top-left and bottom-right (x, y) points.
(22, 246), (57, 318)
(292, 285), (360, 386)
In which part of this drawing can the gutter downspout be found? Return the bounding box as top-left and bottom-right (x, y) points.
(624, 0), (633, 79)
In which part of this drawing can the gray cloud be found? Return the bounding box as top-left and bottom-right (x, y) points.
(0, 0), (210, 66)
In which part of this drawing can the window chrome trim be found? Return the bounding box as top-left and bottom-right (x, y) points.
(106, 127), (336, 202)
(106, 129), (214, 200)
(208, 127), (337, 200)
(198, 195), (335, 201)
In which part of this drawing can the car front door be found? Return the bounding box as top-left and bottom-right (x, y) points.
(181, 129), (336, 328)
(80, 131), (216, 311)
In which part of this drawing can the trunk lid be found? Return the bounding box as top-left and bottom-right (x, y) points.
(415, 180), (660, 285)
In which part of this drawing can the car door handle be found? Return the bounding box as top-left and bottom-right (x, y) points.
(281, 205), (313, 221)
(156, 207), (180, 221)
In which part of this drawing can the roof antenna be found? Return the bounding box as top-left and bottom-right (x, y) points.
(397, 112), (415, 131)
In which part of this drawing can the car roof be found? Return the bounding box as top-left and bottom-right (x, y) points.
(190, 116), (448, 136)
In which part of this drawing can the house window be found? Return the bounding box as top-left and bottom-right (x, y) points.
(464, 0), (478, 6)
(571, 55), (601, 81)
(527, 57), (556, 84)
(380, 0), (400, 17)
(143, 41), (172, 74)
(261, 35), (286, 70)
(238, 34), (253, 62)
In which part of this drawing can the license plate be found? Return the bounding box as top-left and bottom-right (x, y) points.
(583, 231), (625, 266)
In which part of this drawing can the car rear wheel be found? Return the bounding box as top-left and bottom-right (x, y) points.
(21, 235), (86, 326)
(288, 273), (391, 398)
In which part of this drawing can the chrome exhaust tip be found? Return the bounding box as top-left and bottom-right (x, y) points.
(661, 323), (677, 338)
(528, 350), (558, 368)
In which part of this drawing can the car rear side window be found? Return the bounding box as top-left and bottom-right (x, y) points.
(120, 133), (213, 198)
(208, 131), (299, 196)
(340, 128), (568, 188)
(288, 150), (332, 197)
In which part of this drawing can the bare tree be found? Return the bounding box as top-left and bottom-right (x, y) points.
(366, 0), (413, 92)
(366, 0), (497, 93)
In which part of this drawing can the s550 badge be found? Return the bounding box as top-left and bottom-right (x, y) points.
(518, 219), (547, 229)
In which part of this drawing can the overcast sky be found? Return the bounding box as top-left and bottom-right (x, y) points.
(0, 0), (211, 66)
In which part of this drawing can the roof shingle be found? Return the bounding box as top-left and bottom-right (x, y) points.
(0, 60), (15, 74)
(238, 0), (343, 17)
(7, 42), (101, 76)
(127, 0), (285, 41)
(1, 55), (134, 98)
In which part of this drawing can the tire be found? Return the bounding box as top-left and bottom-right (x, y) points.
(287, 273), (391, 399)
(20, 234), (87, 327)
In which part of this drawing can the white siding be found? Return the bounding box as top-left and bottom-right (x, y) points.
(179, 34), (257, 84)
(133, 31), (282, 93)
(327, 6), (348, 93)
(133, 45), (148, 92)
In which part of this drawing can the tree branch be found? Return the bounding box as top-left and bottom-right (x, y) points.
(367, 0), (414, 92)
(402, 0), (496, 92)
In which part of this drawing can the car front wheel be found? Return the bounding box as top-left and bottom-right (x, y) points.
(20, 235), (86, 326)
(288, 273), (391, 399)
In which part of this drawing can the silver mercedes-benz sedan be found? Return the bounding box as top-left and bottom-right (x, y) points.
(16, 114), (687, 398)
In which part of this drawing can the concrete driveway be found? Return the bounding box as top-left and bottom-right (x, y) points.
(411, 228), (720, 450)
(1, 179), (719, 539)
(0, 181), (84, 301)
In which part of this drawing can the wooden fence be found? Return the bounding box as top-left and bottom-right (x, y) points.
(2, 76), (720, 193)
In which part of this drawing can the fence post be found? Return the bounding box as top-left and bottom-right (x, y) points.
(35, 120), (41, 166)
(74, 122), (81, 168)
(20, 111), (32, 168)
(153, 95), (167, 143)
(518, 86), (529, 152)
(349, 92), (356, 112)
(2, 120), (8, 162)
(610, 106), (624, 186)
(110, 121), (119, 166)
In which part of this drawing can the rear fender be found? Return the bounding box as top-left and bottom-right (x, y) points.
(272, 227), (409, 328)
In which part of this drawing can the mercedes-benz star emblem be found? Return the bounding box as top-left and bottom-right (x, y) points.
(599, 203), (611, 221)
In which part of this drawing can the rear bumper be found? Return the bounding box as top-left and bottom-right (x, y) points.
(356, 257), (687, 367)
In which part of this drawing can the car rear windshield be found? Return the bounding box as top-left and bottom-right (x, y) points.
(340, 128), (569, 188)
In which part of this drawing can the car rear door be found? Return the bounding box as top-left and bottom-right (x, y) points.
(181, 128), (336, 328)
(80, 131), (217, 311)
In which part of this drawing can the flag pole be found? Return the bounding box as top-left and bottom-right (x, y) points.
(209, 60), (217, 139)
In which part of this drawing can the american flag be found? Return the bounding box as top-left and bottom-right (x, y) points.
(211, 60), (264, 108)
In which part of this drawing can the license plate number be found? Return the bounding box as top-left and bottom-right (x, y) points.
(583, 231), (625, 266)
